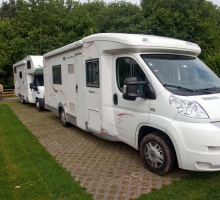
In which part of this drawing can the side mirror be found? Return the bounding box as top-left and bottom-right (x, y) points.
(122, 77), (156, 101)
(123, 77), (137, 101)
(30, 83), (38, 91)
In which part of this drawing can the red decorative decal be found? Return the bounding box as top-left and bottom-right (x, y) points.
(60, 90), (67, 99)
(52, 85), (58, 93)
(86, 42), (94, 48)
(118, 113), (134, 117)
(117, 113), (134, 124)
(50, 78), (58, 93)
(44, 58), (50, 62)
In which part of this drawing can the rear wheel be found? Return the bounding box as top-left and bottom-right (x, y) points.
(140, 133), (176, 175)
(36, 99), (44, 111)
(60, 108), (69, 127)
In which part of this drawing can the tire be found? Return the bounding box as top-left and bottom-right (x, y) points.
(60, 108), (69, 127)
(21, 98), (26, 104)
(140, 133), (176, 175)
(36, 98), (44, 111)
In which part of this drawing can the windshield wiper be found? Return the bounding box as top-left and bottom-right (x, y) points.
(196, 87), (220, 94)
(163, 84), (196, 92)
(203, 87), (220, 91)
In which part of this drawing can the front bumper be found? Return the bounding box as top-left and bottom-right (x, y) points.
(166, 120), (220, 171)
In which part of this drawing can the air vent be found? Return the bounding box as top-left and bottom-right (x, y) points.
(68, 64), (74, 74)
(69, 102), (76, 113)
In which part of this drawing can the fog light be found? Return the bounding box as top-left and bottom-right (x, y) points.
(196, 162), (212, 169)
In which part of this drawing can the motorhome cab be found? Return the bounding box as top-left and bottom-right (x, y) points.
(43, 33), (220, 175)
(13, 55), (45, 111)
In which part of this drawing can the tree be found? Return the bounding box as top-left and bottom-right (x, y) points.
(96, 1), (146, 33)
(141, 0), (220, 73)
(0, 0), (17, 18)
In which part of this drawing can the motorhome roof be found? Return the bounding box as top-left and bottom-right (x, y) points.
(43, 33), (201, 58)
(13, 60), (25, 68)
(83, 33), (193, 46)
(13, 55), (43, 68)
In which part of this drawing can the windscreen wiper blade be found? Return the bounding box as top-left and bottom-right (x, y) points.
(196, 87), (220, 93)
(203, 87), (220, 91)
(163, 84), (196, 92)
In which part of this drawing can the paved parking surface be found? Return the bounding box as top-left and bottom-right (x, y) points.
(6, 100), (189, 200)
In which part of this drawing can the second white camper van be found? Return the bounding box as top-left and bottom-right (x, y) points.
(13, 55), (45, 111)
(43, 33), (220, 175)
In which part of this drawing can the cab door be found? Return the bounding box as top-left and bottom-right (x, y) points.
(113, 55), (151, 146)
(30, 76), (38, 103)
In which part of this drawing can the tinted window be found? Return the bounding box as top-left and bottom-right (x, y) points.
(19, 71), (22, 79)
(116, 57), (146, 92)
(33, 75), (44, 86)
(141, 54), (220, 90)
(27, 60), (31, 69)
(86, 59), (99, 87)
(52, 65), (62, 84)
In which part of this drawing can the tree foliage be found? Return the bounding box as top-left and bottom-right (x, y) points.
(141, 0), (220, 70)
(0, 0), (220, 87)
(96, 1), (146, 33)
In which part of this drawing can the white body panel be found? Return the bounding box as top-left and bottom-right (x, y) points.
(43, 33), (220, 172)
(13, 55), (45, 107)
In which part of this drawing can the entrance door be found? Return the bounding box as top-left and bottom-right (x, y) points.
(113, 55), (151, 145)
(75, 53), (86, 129)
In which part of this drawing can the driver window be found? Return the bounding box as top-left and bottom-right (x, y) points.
(116, 57), (145, 92)
(33, 77), (36, 87)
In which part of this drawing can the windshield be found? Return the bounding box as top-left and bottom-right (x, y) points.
(141, 54), (220, 95)
(34, 75), (44, 86)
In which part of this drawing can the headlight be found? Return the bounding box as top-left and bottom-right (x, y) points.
(169, 95), (209, 119)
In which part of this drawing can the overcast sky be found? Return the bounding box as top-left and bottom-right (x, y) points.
(0, 0), (220, 6)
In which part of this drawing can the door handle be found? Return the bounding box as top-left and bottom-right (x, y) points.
(113, 93), (118, 105)
(76, 84), (78, 93)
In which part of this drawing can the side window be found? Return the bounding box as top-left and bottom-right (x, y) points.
(19, 71), (22, 79)
(33, 77), (36, 86)
(116, 58), (130, 90)
(116, 57), (146, 92)
(86, 59), (99, 87)
(27, 60), (31, 69)
(52, 65), (62, 84)
(33, 75), (44, 87)
(14, 67), (17, 73)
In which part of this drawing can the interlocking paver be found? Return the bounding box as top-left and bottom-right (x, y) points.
(6, 100), (189, 200)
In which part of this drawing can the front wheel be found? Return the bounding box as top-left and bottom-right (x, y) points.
(36, 98), (44, 111)
(21, 97), (26, 104)
(140, 133), (176, 175)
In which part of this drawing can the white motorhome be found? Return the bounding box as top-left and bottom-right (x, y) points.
(13, 55), (45, 111)
(43, 33), (220, 175)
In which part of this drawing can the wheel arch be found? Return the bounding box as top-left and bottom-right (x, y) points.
(58, 102), (66, 117)
(137, 125), (178, 166)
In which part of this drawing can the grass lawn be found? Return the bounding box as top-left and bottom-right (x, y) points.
(137, 171), (220, 200)
(0, 104), (93, 200)
(1, 101), (220, 200)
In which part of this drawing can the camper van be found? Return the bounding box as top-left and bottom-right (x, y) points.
(43, 33), (220, 175)
(13, 55), (45, 111)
